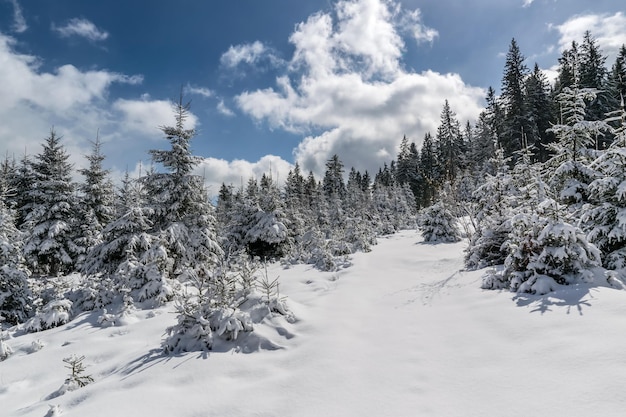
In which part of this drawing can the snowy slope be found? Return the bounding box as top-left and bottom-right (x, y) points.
(2, 230), (626, 417)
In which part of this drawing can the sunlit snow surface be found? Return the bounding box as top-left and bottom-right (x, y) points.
(2, 230), (626, 417)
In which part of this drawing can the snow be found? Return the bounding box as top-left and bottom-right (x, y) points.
(2, 230), (626, 416)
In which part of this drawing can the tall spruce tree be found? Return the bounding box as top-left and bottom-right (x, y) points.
(524, 63), (555, 162)
(0, 172), (32, 325)
(501, 38), (532, 159)
(435, 100), (464, 182)
(579, 31), (610, 126)
(145, 96), (223, 285)
(76, 137), (115, 267)
(546, 86), (610, 208)
(23, 129), (79, 276)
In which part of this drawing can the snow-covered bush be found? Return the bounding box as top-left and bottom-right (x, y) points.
(418, 201), (461, 243)
(24, 299), (73, 332)
(485, 199), (601, 294)
(163, 259), (293, 354)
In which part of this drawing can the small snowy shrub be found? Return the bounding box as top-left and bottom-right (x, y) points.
(257, 265), (290, 316)
(24, 299), (73, 332)
(63, 355), (94, 388)
(0, 331), (12, 361)
(418, 202), (461, 243)
(208, 307), (253, 341)
(30, 339), (45, 353)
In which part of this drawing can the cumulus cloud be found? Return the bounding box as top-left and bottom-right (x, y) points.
(52, 18), (109, 42)
(235, 0), (484, 177)
(8, 0), (27, 33)
(220, 40), (282, 69)
(196, 155), (293, 197)
(522, 0), (534, 8)
(113, 96), (198, 136)
(552, 12), (626, 61)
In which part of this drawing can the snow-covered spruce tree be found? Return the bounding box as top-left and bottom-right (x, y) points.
(22, 129), (80, 277)
(75, 136), (115, 268)
(142, 97), (223, 301)
(418, 200), (461, 243)
(343, 168), (376, 253)
(582, 103), (626, 269)
(465, 149), (516, 269)
(0, 179), (33, 325)
(545, 86), (610, 210)
(79, 174), (160, 309)
(245, 173), (289, 259)
(495, 198), (601, 294)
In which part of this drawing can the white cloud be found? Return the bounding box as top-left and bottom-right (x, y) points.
(399, 9), (438, 45)
(113, 97), (198, 136)
(552, 12), (626, 62)
(52, 18), (109, 42)
(8, 0), (27, 33)
(184, 84), (214, 98)
(220, 40), (281, 69)
(197, 155), (293, 197)
(522, 0), (534, 8)
(217, 100), (235, 117)
(235, 0), (484, 177)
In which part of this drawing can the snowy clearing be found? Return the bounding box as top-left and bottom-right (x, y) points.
(2, 230), (626, 417)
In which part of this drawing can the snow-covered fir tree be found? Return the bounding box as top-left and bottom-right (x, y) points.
(0, 175), (32, 325)
(80, 174), (159, 309)
(75, 136), (115, 268)
(142, 97), (223, 299)
(545, 86), (610, 208)
(582, 102), (626, 270)
(485, 198), (601, 294)
(22, 129), (80, 277)
(465, 149), (516, 269)
(418, 200), (461, 243)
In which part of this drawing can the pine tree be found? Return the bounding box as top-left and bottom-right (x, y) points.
(582, 102), (626, 269)
(322, 154), (346, 200)
(501, 38), (532, 159)
(0, 177), (32, 325)
(524, 63), (556, 162)
(418, 200), (461, 243)
(546, 86), (610, 207)
(554, 41), (579, 95)
(465, 149), (515, 269)
(579, 31), (610, 127)
(76, 136), (115, 267)
(23, 129), (79, 276)
(435, 100), (464, 182)
(145, 96), (223, 288)
(80, 174), (157, 308)
(419, 132), (438, 207)
(607, 45), (626, 117)
(497, 198), (600, 294)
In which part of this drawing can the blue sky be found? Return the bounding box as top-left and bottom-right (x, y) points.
(0, 0), (625, 195)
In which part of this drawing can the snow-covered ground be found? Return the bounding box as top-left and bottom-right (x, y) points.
(2, 230), (626, 417)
